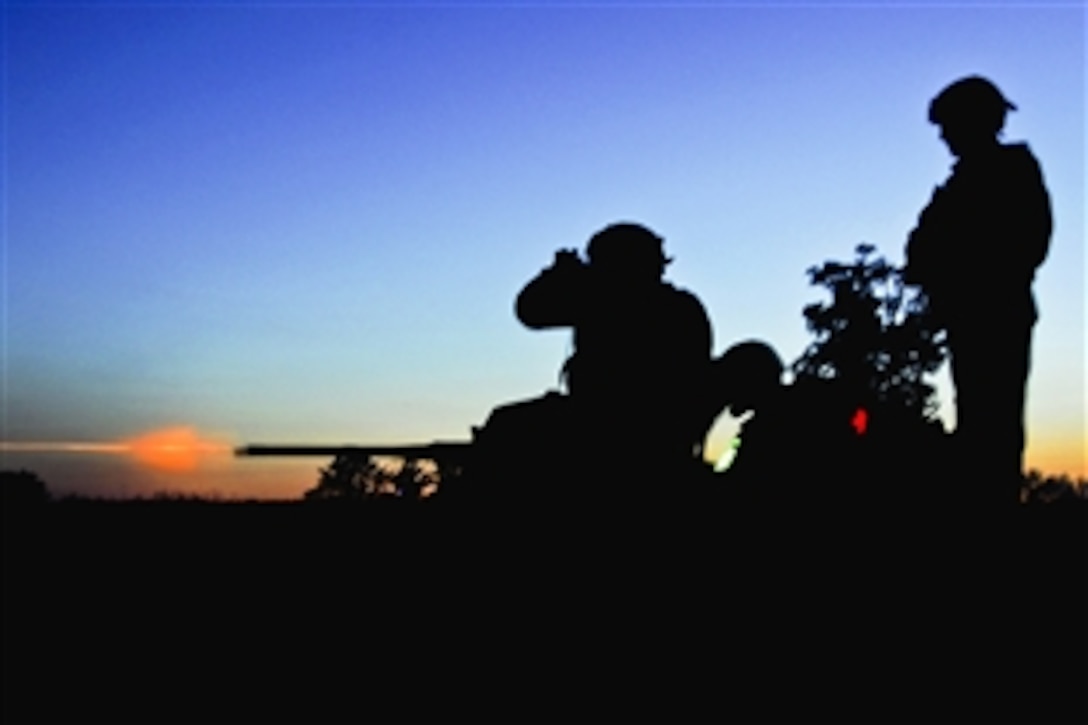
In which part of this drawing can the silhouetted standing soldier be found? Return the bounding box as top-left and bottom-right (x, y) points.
(516, 222), (714, 488)
(904, 76), (1052, 504)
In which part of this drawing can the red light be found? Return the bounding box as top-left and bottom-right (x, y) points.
(851, 407), (869, 436)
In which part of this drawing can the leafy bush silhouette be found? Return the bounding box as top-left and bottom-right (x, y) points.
(789, 245), (1084, 505)
(793, 243), (948, 433)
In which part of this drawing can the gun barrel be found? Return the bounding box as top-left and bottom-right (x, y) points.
(236, 442), (472, 461)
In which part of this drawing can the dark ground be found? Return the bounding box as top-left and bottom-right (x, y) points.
(3, 496), (1085, 723)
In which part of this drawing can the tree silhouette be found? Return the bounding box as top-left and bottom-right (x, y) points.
(304, 455), (438, 501)
(0, 469), (52, 507)
(792, 244), (948, 431)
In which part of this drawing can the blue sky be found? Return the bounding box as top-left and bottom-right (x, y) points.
(2, 2), (1084, 497)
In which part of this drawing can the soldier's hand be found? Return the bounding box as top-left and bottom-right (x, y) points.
(553, 248), (583, 270)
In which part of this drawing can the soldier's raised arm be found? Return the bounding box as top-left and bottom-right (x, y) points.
(515, 248), (589, 329)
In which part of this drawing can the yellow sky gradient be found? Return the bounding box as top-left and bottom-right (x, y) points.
(1025, 434), (1086, 481)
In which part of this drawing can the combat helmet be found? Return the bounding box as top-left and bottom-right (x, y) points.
(586, 222), (672, 276)
(713, 340), (785, 416)
(928, 75), (1016, 133)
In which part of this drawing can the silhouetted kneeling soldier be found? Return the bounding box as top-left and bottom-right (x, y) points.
(713, 341), (860, 504)
(904, 76), (1051, 504)
(512, 222), (714, 496)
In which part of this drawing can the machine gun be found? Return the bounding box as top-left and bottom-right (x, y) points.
(236, 441), (473, 466)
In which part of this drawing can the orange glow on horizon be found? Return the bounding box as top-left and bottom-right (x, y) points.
(123, 427), (232, 472)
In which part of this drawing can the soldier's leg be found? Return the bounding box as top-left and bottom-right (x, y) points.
(949, 333), (984, 499)
(989, 321), (1033, 499)
(949, 322), (1032, 505)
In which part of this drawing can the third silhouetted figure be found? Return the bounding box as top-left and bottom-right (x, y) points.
(904, 76), (1052, 504)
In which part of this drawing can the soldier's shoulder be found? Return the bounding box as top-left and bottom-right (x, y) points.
(663, 283), (710, 318)
(1002, 143), (1044, 171)
(1004, 141), (1035, 156)
(662, 282), (704, 304)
